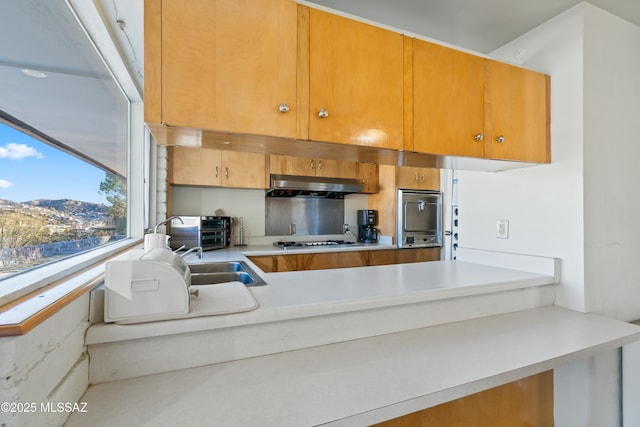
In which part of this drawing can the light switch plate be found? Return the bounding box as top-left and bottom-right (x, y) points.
(496, 219), (509, 239)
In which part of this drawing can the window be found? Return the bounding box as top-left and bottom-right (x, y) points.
(0, 119), (126, 280)
(0, 0), (136, 301)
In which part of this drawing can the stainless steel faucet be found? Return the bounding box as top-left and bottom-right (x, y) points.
(154, 215), (183, 234)
(181, 246), (203, 259)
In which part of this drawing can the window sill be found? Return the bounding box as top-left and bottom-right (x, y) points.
(0, 239), (141, 337)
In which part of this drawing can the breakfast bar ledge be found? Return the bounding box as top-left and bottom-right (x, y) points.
(66, 306), (640, 426)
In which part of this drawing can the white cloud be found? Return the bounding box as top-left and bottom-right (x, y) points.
(0, 143), (44, 160)
(0, 179), (13, 188)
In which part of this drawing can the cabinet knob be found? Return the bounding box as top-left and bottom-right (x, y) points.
(473, 133), (484, 141)
(278, 103), (290, 113)
(361, 176), (366, 184)
(496, 135), (505, 143)
(318, 108), (329, 118)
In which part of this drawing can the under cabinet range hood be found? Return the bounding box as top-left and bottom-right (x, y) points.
(266, 174), (364, 198)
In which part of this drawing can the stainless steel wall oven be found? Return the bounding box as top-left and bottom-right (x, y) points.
(397, 189), (443, 249)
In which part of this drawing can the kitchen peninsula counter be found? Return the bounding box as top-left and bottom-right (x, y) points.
(87, 251), (556, 344)
(73, 249), (640, 425)
(86, 248), (559, 384)
(70, 306), (640, 427)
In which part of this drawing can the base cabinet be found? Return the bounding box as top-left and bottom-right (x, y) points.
(373, 371), (553, 427)
(397, 248), (441, 264)
(247, 248), (438, 273)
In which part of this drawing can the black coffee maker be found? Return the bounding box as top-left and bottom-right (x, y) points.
(357, 210), (379, 243)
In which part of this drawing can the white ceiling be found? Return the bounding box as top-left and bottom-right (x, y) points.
(0, 0), (129, 176)
(304, 0), (640, 53)
(2, 0), (640, 169)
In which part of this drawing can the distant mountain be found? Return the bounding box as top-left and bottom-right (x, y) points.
(22, 199), (108, 216)
(0, 199), (19, 208)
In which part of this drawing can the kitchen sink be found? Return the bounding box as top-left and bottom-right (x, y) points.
(188, 261), (266, 286)
(188, 261), (246, 274)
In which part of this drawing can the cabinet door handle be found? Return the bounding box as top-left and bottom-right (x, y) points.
(421, 173), (425, 183)
(278, 103), (290, 113)
(309, 159), (315, 170)
(496, 135), (505, 143)
(414, 172), (419, 183)
(215, 166), (219, 178)
(318, 108), (329, 118)
(317, 159), (322, 172)
(361, 176), (366, 184)
(473, 133), (484, 141)
(225, 167), (229, 179)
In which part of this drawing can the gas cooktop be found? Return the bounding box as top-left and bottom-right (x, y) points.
(273, 240), (356, 248)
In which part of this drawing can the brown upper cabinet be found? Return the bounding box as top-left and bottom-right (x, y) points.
(305, 9), (405, 150)
(169, 147), (266, 189)
(269, 155), (378, 193)
(146, 0), (299, 138)
(358, 163), (379, 194)
(486, 60), (550, 162)
(397, 166), (440, 191)
(269, 155), (359, 179)
(269, 155), (358, 179)
(410, 39), (486, 158)
(409, 39), (550, 163)
(146, 1), (549, 165)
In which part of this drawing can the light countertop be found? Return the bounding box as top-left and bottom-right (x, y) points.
(68, 306), (640, 427)
(87, 256), (556, 344)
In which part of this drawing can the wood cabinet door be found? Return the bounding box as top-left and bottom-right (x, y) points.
(397, 166), (422, 189)
(169, 147), (221, 186)
(274, 254), (323, 272)
(412, 39), (486, 157)
(334, 251), (369, 268)
(374, 371), (553, 427)
(358, 163), (379, 194)
(247, 256), (275, 273)
(419, 168), (440, 190)
(368, 249), (397, 266)
(316, 160), (359, 179)
(397, 248), (442, 263)
(397, 167), (440, 190)
(222, 152), (267, 189)
(397, 166), (440, 190)
(269, 155), (315, 176)
(487, 60), (550, 163)
(307, 9), (404, 150)
(161, 0), (298, 137)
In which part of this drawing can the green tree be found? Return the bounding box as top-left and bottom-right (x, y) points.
(0, 209), (48, 248)
(99, 173), (127, 235)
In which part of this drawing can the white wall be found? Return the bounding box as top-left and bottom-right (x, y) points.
(0, 296), (90, 427)
(455, 3), (640, 425)
(457, 3), (640, 321)
(457, 5), (586, 312)
(582, 5), (640, 321)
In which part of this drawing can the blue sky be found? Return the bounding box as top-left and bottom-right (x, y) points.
(0, 122), (109, 204)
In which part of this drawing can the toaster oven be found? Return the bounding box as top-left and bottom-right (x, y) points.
(167, 216), (231, 251)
